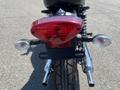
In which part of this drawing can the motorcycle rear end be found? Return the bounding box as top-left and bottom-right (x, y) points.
(15, 0), (112, 90)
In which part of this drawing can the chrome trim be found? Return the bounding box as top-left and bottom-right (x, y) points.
(83, 42), (95, 86)
(42, 59), (52, 85)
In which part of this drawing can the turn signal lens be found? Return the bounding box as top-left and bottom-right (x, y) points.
(15, 39), (30, 53)
(93, 34), (112, 48)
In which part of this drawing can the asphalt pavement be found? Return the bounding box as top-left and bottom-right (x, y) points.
(0, 0), (120, 90)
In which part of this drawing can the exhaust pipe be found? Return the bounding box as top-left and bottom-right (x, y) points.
(42, 59), (52, 85)
(83, 42), (95, 87)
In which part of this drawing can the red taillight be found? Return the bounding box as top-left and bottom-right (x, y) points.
(31, 16), (83, 48)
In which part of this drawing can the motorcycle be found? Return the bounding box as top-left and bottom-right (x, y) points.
(15, 0), (112, 90)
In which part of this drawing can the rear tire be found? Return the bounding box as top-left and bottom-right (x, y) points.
(53, 59), (80, 90)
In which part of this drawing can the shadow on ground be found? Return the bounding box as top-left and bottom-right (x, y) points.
(21, 44), (55, 90)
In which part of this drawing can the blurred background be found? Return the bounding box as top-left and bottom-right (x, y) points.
(0, 0), (120, 90)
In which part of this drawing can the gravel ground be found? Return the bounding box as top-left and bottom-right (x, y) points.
(0, 0), (120, 90)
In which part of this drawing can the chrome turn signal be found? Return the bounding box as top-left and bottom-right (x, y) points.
(93, 34), (112, 48)
(15, 39), (30, 53)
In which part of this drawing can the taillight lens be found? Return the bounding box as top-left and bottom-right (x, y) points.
(31, 16), (83, 48)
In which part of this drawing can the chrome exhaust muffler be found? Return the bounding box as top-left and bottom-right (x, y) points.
(83, 42), (95, 87)
(42, 59), (52, 85)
